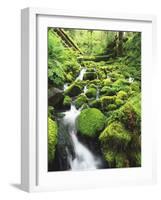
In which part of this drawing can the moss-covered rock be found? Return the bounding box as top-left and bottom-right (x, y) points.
(99, 121), (131, 150)
(103, 78), (112, 86)
(100, 96), (116, 109)
(131, 81), (140, 92)
(48, 117), (58, 162)
(48, 106), (54, 118)
(89, 99), (102, 109)
(100, 86), (117, 96)
(104, 151), (129, 168)
(85, 87), (97, 98)
(74, 94), (88, 109)
(63, 95), (72, 109)
(83, 72), (97, 80)
(107, 104), (117, 111)
(117, 90), (128, 100)
(115, 98), (124, 107)
(107, 94), (141, 132)
(64, 82), (82, 97)
(76, 108), (106, 137)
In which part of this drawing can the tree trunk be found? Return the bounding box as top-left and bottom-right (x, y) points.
(117, 31), (123, 56)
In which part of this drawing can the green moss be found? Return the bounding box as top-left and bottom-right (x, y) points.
(131, 81), (140, 92)
(63, 96), (72, 108)
(104, 151), (128, 168)
(100, 86), (117, 96)
(100, 96), (116, 109)
(115, 98), (124, 107)
(117, 90), (128, 100)
(65, 72), (74, 82)
(64, 82), (82, 97)
(89, 99), (102, 109)
(48, 117), (58, 162)
(107, 94), (141, 132)
(104, 151), (115, 167)
(103, 78), (112, 86)
(76, 108), (106, 137)
(85, 87), (97, 98)
(74, 94), (88, 109)
(99, 121), (131, 149)
(48, 106), (54, 118)
(107, 104), (117, 111)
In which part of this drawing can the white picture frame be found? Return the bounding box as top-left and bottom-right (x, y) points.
(21, 7), (157, 192)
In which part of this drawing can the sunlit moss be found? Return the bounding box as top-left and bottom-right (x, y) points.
(76, 108), (106, 137)
(48, 117), (58, 162)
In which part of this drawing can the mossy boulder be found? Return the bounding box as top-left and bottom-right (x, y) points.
(64, 82), (82, 97)
(63, 96), (72, 109)
(48, 87), (64, 108)
(74, 94), (88, 109)
(115, 98), (124, 107)
(76, 108), (106, 137)
(107, 94), (141, 132)
(117, 90), (128, 100)
(100, 86), (117, 96)
(100, 96), (116, 109)
(48, 117), (58, 162)
(103, 78), (112, 86)
(89, 99), (102, 109)
(107, 104), (117, 111)
(131, 81), (140, 92)
(99, 121), (131, 150)
(98, 71), (106, 79)
(85, 87), (97, 98)
(104, 151), (129, 168)
(83, 72), (97, 80)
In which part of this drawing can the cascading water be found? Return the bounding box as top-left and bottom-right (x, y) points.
(128, 77), (134, 83)
(96, 87), (99, 100)
(63, 83), (68, 91)
(83, 85), (88, 94)
(76, 68), (87, 81)
(62, 104), (101, 171)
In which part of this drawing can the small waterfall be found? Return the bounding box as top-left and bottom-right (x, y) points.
(83, 85), (88, 93)
(96, 87), (99, 100)
(63, 83), (68, 91)
(128, 77), (134, 83)
(62, 104), (101, 171)
(76, 68), (87, 81)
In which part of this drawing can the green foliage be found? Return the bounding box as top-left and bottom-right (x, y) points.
(48, 29), (79, 88)
(48, 117), (58, 162)
(124, 32), (141, 67)
(76, 108), (106, 137)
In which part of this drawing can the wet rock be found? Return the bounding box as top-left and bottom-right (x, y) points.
(48, 87), (64, 108)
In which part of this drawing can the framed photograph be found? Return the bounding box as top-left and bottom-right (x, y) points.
(21, 7), (156, 192)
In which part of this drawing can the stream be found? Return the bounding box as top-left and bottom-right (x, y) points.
(62, 104), (102, 170)
(57, 67), (103, 171)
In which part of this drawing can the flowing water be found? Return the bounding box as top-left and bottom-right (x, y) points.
(62, 104), (102, 171)
(63, 83), (68, 91)
(76, 68), (87, 81)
